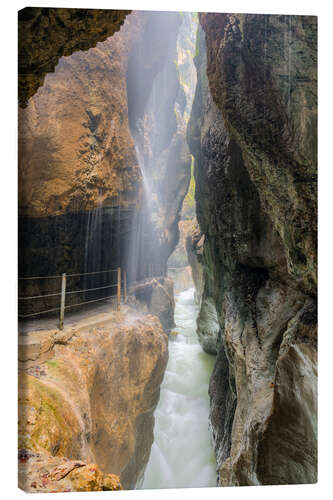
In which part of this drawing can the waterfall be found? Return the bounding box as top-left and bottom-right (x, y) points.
(126, 12), (198, 284)
(84, 204), (103, 275)
(83, 200), (127, 300)
(126, 115), (163, 283)
(84, 203), (104, 299)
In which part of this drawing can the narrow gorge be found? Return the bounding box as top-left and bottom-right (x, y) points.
(18, 8), (317, 492)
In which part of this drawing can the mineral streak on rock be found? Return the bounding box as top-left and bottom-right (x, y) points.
(18, 312), (168, 491)
(188, 14), (317, 485)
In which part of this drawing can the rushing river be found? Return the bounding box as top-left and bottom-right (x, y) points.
(142, 288), (216, 489)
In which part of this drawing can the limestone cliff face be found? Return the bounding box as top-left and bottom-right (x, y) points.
(19, 12), (144, 218)
(200, 13), (317, 297)
(18, 7), (130, 107)
(18, 312), (168, 491)
(188, 15), (317, 485)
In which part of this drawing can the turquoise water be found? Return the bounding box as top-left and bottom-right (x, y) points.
(142, 288), (216, 489)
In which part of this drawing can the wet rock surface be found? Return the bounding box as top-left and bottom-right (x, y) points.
(18, 310), (168, 491)
(197, 298), (220, 355)
(188, 15), (317, 485)
(129, 277), (175, 331)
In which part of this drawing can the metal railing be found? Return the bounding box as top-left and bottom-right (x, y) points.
(167, 266), (188, 270)
(18, 262), (171, 330)
(18, 267), (124, 329)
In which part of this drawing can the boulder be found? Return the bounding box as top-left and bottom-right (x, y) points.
(129, 277), (175, 331)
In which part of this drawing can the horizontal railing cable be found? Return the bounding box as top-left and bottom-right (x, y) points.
(66, 269), (118, 278)
(18, 268), (167, 326)
(18, 292), (117, 318)
(63, 293), (115, 310)
(18, 291), (62, 300)
(65, 283), (118, 295)
(18, 283), (118, 301)
(18, 292), (117, 319)
(18, 306), (60, 319)
(18, 268), (118, 281)
(167, 266), (188, 270)
(18, 274), (63, 281)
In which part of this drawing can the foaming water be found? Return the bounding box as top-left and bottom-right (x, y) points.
(142, 288), (216, 489)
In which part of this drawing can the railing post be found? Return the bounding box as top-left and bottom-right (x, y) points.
(123, 269), (127, 303)
(59, 273), (66, 330)
(117, 267), (121, 311)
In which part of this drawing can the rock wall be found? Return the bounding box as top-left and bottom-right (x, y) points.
(188, 15), (317, 485)
(18, 312), (168, 491)
(19, 12), (144, 218)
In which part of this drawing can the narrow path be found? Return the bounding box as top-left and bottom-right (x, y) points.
(18, 298), (117, 334)
(142, 288), (216, 489)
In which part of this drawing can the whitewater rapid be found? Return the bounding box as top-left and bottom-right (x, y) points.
(142, 288), (216, 489)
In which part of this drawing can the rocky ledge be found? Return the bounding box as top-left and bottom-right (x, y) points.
(18, 309), (168, 491)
